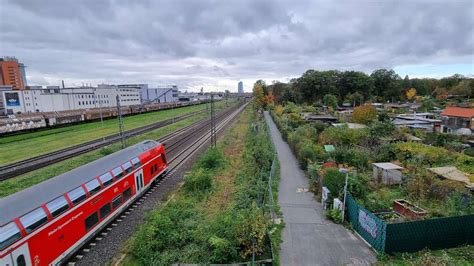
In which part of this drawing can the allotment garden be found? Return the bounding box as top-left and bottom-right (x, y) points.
(269, 102), (473, 256)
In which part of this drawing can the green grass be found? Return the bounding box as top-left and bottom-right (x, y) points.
(377, 245), (474, 265)
(0, 100), (234, 198)
(0, 103), (208, 165)
(126, 104), (279, 264)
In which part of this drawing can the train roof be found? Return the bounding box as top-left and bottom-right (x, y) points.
(0, 140), (161, 226)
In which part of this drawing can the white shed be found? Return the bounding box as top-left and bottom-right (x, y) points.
(372, 163), (404, 185)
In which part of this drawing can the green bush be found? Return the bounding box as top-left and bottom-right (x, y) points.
(334, 147), (370, 171)
(322, 168), (346, 199)
(197, 147), (225, 170)
(319, 126), (369, 146)
(464, 147), (474, 157)
(326, 208), (342, 223)
(183, 169), (212, 194)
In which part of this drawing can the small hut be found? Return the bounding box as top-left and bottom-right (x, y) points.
(372, 163), (404, 185)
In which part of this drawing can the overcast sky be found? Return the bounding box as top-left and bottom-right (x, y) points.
(1, 0), (473, 92)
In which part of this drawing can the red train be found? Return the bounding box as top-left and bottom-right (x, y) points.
(0, 140), (167, 266)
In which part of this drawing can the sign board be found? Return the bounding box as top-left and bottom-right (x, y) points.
(322, 187), (330, 209)
(358, 209), (378, 239)
(333, 198), (343, 211)
(5, 92), (20, 106)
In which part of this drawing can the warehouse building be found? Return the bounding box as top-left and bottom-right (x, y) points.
(0, 85), (141, 115)
(118, 84), (179, 103)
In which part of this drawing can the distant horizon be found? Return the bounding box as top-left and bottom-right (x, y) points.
(2, 1), (472, 93)
(16, 63), (471, 94)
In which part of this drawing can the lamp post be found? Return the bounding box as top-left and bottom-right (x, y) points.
(339, 168), (349, 223)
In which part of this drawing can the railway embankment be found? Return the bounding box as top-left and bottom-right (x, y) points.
(124, 104), (282, 264)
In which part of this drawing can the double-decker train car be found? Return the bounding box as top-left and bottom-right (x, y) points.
(0, 140), (167, 266)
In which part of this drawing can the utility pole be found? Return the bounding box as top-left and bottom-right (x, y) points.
(210, 93), (216, 147)
(116, 95), (126, 148)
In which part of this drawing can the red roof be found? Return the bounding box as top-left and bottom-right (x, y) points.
(441, 107), (474, 118)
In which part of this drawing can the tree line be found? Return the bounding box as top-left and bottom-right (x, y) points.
(259, 69), (473, 105)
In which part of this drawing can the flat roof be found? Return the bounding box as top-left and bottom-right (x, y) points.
(0, 140), (160, 225)
(373, 162), (404, 170)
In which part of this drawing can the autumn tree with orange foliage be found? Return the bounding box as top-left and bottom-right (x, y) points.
(263, 91), (275, 106)
(351, 104), (377, 125)
(406, 88), (417, 100)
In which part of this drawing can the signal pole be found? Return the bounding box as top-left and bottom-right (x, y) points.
(210, 93), (216, 147)
(116, 95), (126, 148)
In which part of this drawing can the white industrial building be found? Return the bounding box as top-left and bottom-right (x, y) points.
(0, 85), (141, 115)
(118, 84), (179, 103)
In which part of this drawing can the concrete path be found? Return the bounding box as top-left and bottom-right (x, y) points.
(264, 111), (376, 266)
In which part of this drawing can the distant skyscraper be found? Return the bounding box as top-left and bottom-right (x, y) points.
(238, 81), (243, 93)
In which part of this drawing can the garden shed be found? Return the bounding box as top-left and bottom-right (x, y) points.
(372, 163), (404, 185)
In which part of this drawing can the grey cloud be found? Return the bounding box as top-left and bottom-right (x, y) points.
(0, 0), (472, 91)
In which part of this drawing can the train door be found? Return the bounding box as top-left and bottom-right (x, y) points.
(134, 169), (144, 194)
(10, 243), (32, 266)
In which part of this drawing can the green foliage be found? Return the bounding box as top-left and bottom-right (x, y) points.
(197, 147), (225, 170)
(465, 147), (474, 157)
(369, 120), (395, 139)
(326, 208), (342, 223)
(183, 169), (212, 194)
(323, 94), (338, 110)
(394, 142), (456, 167)
(333, 147), (370, 171)
(351, 104), (377, 125)
(131, 106), (277, 264)
(319, 126), (369, 146)
(378, 245), (474, 265)
(322, 168), (346, 199)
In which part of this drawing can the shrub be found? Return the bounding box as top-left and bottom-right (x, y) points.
(319, 126), (369, 146)
(183, 169), (212, 194)
(326, 208), (342, 223)
(333, 147), (370, 171)
(197, 148), (225, 170)
(351, 104), (377, 125)
(464, 147), (474, 157)
(394, 142), (455, 167)
(322, 168), (346, 199)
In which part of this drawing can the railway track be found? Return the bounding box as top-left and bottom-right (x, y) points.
(67, 101), (248, 265)
(0, 108), (213, 181)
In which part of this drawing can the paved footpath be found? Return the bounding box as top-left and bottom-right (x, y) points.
(264, 111), (376, 266)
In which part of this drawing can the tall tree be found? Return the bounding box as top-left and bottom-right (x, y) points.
(253, 82), (265, 109)
(370, 69), (402, 101)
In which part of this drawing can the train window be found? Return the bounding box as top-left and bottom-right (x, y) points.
(122, 161), (133, 174)
(161, 153), (167, 164)
(46, 196), (69, 218)
(0, 222), (21, 251)
(20, 208), (48, 234)
(85, 178), (101, 196)
(85, 212), (99, 231)
(131, 157), (141, 168)
(100, 203), (111, 219)
(111, 166), (124, 179)
(123, 187), (132, 201)
(112, 195), (122, 209)
(99, 172), (114, 187)
(68, 186), (87, 205)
